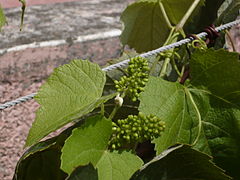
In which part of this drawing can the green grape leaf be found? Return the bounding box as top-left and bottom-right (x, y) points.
(139, 49), (240, 154)
(66, 164), (98, 180)
(131, 145), (231, 180)
(189, 89), (240, 152)
(96, 151), (143, 180)
(25, 60), (108, 147)
(139, 77), (200, 154)
(61, 115), (112, 174)
(61, 115), (143, 179)
(14, 146), (67, 180)
(214, 0), (240, 49)
(120, 0), (204, 53)
(190, 49), (240, 179)
(190, 49), (240, 106)
(120, 1), (170, 53)
(217, 0), (240, 24)
(184, 0), (225, 33)
(140, 49), (240, 179)
(161, 0), (202, 25)
(61, 116), (112, 174)
(0, 5), (6, 30)
(13, 130), (70, 180)
(189, 90), (240, 179)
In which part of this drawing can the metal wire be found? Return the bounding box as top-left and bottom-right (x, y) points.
(1, 19), (240, 110)
(0, 93), (37, 110)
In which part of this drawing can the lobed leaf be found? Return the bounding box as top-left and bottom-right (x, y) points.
(66, 164), (98, 180)
(120, 0), (204, 52)
(185, 0), (225, 33)
(61, 115), (143, 179)
(13, 130), (70, 180)
(96, 151), (143, 180)
(190, 49), (240, 178)
(139, 49), (240, 178)
(190, 49), (240, 106)
(139, 77), (200, 154)
(61, 115), (112, 174)
(131, 145), (231, 180)
(26, 60), (107, 147)
(217, 0), (240, 24)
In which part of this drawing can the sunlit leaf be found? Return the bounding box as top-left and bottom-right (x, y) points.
(26, 60), (108, 147)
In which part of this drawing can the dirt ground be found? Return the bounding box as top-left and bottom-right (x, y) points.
(0, 0), (133, 179)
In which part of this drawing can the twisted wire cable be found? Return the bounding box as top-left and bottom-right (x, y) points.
(1, 19), (240, 110)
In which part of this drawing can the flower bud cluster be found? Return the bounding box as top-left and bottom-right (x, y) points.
(114, 57), (149, 101)
(109, 112), (165, 150)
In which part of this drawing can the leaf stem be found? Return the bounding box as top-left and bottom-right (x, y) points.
(149, 55), (161, 76)
(163, 27), (175, 46)
(171, 58), (181, 77)
(159, 2), (173, 29)
(178, 64), (186, 82)
(176, 0), (201, 31)
(184, 88), (202, 146)
(109, 105), (120, 120)
(159, 57), (171, 77)
(19, 0), (26, 31)
(159, 30), (180, 77)
(101, 103), (105, 116)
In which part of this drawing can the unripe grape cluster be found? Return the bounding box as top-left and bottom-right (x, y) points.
(109, 112), (165, 150)
(114, 57), (149, 101)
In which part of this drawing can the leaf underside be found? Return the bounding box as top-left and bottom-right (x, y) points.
(120, 0), (204, 52)
(132, 145), (231, 180)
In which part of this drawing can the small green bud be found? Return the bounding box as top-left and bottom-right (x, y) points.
(112, 127), (118, 131)
(112, 144), (116, 149)
(134, 133), (138, 138)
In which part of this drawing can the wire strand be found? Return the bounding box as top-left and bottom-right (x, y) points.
(1, 19), (240, 110)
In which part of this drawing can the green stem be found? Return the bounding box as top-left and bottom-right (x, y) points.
(19, 0), (26, 31)
(159, 2), (172, 29)
(171, 58), (181, 77)
(159, 31), (180, 77)
(178, 64), (185, 82)
(151, 28), (177, 77)
(101, 103), (105, 116)
(159, 57), (171, 77)
(176, 0), (201, 31)
(184, 88), (202, 146)
(163, 27), (175, 46)
(149, 55), (161, 76)
(109, 105), (119, 120)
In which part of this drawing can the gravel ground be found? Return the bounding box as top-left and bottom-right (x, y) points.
(0, 0), (133, 49)
(0, 0), (134, 179)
